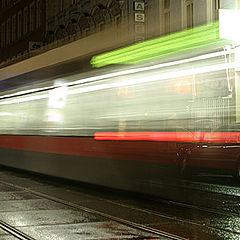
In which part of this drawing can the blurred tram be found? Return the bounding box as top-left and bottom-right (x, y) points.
(0, 21), (240, 196)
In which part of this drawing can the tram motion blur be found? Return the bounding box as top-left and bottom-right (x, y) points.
(0, 22), (240, 196)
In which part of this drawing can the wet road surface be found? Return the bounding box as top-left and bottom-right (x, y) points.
(0, 167), (239, 240)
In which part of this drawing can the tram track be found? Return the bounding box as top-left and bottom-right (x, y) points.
(133, 191), (238, 216)
(78, 188), (240, 236)
(179, 178), (240, 197)
(0, 175), (239, 239)
(0, 179), (187, 240)
(0, 219), (36, 240)
(145, 178), (240, 216)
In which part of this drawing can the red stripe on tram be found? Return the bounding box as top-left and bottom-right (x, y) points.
(94, 132), (240, 143)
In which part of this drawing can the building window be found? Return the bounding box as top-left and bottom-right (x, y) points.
(164, 0), (170, 9)
(12, 15), (16, 42)
(164, 0), (170, 34)
(36, 0), (42, 28)
(92, 7), (105, 30)
(23, 7), (28, 35)
(164, 12), (170, 33)
(6, 18), (11, 45)
(98, 21), (104, 31)
(17, 11), (23, 40)
(186, 0), (193, 28)
(30, 2), (35, 32)
(79, 16), (90, 37)
(1, 22), (6, 47)
(182, 0), (193, 30)
(113, 15), (121, 37)
(114, 15), (121, 27)
(216, 0), (220, 10)
(82, 28), (89, 37)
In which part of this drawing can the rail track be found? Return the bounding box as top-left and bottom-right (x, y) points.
(0, 168), (239, 240)
(0, 179), (186, 240)
(0, 219), (36, 240)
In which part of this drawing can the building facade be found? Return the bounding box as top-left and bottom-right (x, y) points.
(1, 0), (240, 66)
(0, 0), (46, 63)
(45, 0), (123, 44)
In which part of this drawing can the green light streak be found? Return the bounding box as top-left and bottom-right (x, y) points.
(91, 21), (229, 68)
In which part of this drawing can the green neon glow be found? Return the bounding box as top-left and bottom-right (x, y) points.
(91, 21), (229, 68)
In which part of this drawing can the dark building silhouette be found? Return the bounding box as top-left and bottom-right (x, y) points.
(0, 0), (46, 63)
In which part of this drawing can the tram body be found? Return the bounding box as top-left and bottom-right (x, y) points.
(0, 25), (240, 195)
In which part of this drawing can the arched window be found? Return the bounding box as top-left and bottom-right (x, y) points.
(186, 0), (193, 28)
(163, 0), (170, 34)
(66, 22), (77, 36)
(108, 0), (121, 18)
(92, 6), (106, 32)
(55, 26), (67, 40)
(78, 15), (90, 36)
(182, 0), (193, 29)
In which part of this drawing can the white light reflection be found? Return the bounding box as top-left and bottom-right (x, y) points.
(220, 9), (240, 43)
(48, 86), (68, 109)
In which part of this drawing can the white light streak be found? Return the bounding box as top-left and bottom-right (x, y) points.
(69, 61), (240, 95)
(48, 86), (68, 108)
(0, 112), (12, 116)
(0, 49), (235, 101)
(0, 94), (48, 105)
(0, 49), (239, 106)
(0, 60), (240, 105)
